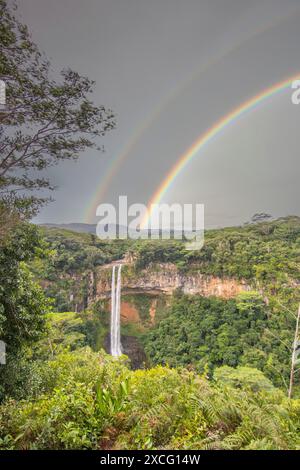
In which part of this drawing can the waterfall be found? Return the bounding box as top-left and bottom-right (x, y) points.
(110, 266), (116, 355)
(110, 265), (122, 356)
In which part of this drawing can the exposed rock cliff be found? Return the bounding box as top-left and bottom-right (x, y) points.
(88, 262), (250, 304)
(104, 334), (148, 369)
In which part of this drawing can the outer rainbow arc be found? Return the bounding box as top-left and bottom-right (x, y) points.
(141, 73), (299, 229)
(85, 9), (299, 224)
(85, 119), (151, 223)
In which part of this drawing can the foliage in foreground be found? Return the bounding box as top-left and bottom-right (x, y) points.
(0, 348), (299, 450)
(0, 223), (51, 400)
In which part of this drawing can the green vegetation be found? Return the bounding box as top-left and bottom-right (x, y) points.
(0, 218), (299, 449)
(33, 216), (300, 314)
(0, 0), (299, 451)
(0, 306), (109, 402)
(36, 310), (107, 358)
(213, 366), (275, 392)
(143, 292), (298, 390)
(38, 228), (131, 274)
(135, 216), (300, 284)
(1, 347), (299, 450)
(28, 217), (300, 392)
(28, 217), (300, 394)
(0, 224), (50, 400)
(32, 228), (132, 311)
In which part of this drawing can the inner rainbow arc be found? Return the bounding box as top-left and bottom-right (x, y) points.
(141, 74), (299, 229)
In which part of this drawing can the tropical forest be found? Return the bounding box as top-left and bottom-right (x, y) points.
(0, 0), (300, 454)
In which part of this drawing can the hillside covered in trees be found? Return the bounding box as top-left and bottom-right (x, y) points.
(0, 216), (299, 450)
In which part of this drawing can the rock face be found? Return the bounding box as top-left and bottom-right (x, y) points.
(89, 262), (250, 304)
(105, 298), (159, 324)
(120, 301), (140, 323)
(104, 334), (148, 369)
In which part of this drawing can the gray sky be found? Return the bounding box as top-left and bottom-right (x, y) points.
(16, 0), (300, 227)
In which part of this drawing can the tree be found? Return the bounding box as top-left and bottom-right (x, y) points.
(251, 213), (272, 223)
(214, 365), (275, 392)
(0, 222), (51, 399)
(0, 0), (115, 223)
(288, 304), (300, 398)
(0, 223), (49, 353)
(236, 291), (265, 316)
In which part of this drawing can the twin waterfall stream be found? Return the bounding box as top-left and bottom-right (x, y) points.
(110, 265), (122, 357)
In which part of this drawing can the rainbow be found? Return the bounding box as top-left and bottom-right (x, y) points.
(85, 112), (161, 223)
(85, 8), (298, 223)
(141, 73), (299, 228)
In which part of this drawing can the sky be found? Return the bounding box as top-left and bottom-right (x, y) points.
(15, 0), (300, 227)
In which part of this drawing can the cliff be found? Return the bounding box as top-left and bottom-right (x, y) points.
(88, 262), (250, 304)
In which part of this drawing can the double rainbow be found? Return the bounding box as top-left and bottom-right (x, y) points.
(85, 9), (298, 223)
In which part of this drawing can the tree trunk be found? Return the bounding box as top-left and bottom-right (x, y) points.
(288, 304), (300, 399)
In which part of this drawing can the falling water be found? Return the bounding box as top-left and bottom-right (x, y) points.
(110, 265), (122, 356)
(110, 266), (116, 355)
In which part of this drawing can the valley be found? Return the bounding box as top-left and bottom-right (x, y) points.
(30, 216), (300, 382)
(1, 215), (299, 449)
